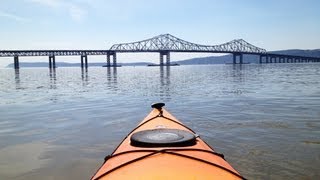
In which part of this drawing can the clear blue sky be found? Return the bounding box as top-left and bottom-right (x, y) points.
(0, 0), (320, 67)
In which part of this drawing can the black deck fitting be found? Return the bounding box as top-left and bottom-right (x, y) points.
(151, 103), (165, 110)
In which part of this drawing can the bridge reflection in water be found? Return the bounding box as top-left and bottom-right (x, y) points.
(1, 34), (320, 69)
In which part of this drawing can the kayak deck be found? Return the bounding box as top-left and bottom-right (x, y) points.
(92, 104), (244, 180)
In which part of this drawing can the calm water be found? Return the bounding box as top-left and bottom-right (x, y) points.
(0, 64), (319, 179)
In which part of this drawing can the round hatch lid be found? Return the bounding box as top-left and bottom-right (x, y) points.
(130, 129), (196, 147)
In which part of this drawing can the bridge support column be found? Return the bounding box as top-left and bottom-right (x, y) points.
(160, 54), (164, 66)
(14, 56), (19, 69)
(81, 55), (88, 68)
(271, 56), (275, 63)
(113, 53), (117, 66)
(53, 56), (56, 68)
(280, 57), (284, 63)
(259, 55), (262, 64)
(81, 56), (84, 68)
(106, 54), (111, 67)
(263, 55), (268, 63)
(49, 56), (52, 69)
(232, 53), (243, 64)
(49, 56), (56, 68)
(85, 55), (88, 68)
(160, 51), (170, 66)
(105, 52), (117, 67)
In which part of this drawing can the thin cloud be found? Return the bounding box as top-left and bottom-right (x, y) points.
(27, 0), (87, 23)
(0, 11), (30, 23)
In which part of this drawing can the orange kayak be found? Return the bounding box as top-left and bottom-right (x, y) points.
(92, 103), (245, 180)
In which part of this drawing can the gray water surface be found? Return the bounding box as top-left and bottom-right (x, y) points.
(0, 64), (319, 179)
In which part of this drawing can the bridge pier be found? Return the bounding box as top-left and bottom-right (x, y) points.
(280, 57), (284, 63)
(106, 54), (111, 67)
(49, 57), (52, 69)
(113, 53), (117, 66)
(160, 53), (164, 65)
(81, 56), (84, 68)
(81, 55), (88, 68)
(14, 56), (19, 69)
(49, 56), (56, 68)
(233, 53), (243, 64)
(263, 55), (269, 63)
(105, 52), (117, 67)
(265, 56), (269, 63)
(166, 52), (170, 65)
(159, 51), (170, 66)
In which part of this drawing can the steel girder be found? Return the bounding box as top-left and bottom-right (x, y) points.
(0, 50), (111, 57)
(110, 34), (267, 54)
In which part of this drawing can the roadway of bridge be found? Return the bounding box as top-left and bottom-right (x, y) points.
(1, 34), (319, 68)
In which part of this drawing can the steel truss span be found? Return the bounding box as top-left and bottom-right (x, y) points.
(110, 34), (267, 54)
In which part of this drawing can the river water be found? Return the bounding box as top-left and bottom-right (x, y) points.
(0, 63), (319, 179)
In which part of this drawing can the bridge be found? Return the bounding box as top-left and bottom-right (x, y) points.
(1, 34), (319, 69)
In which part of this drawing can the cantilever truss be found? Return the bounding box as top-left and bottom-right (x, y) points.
(110, 34), (267, 54)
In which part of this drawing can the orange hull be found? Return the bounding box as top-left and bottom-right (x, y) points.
(92, 104), (244, 180)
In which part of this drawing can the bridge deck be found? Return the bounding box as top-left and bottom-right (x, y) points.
(1, 34), (319, 68)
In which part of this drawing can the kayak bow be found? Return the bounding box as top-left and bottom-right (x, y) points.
(92, 103), (245, 180)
